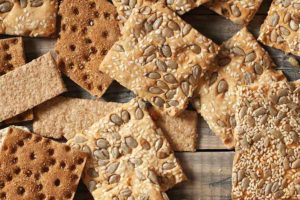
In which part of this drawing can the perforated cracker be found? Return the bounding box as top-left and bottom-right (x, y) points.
(232, 80), (300, 199)
(206, 0), (263, 25)
(0, 127), (87, 199)
(100, 2), (219, 116)
(192, 28), (286, 148)
(55, 0), (120, 97)
(0, 0), (58, 37)
(258, 0), (300, 56)
(67, 98), (186, 199)
(0, 126), (29, 147)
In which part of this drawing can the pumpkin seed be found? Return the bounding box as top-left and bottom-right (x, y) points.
(239, 106), (248, 118)
(217, 80), (228, 93)
(140, 138), (150, 150)
(209, 72), (218, 85)
(161, 45), (172, 57)
(143, 45), (156, 56)
(144, 21), (153, 33)
(125, 136), (138, 148)
(110, 114), (123, 125)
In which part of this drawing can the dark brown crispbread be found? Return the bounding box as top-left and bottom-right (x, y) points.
(0, 127), (87, 200)
(55, 0), (120, 97)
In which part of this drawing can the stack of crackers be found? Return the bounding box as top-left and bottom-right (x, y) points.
(0, 0), (299, 199)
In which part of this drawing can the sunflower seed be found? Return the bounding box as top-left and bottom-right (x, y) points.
(190, 44), (201, 54)
(292, 159), (300, 169)
(87, 168), (99, 178)
(106, 162), (120, 174)
(209, 72), (218, 85)
(294, 3), (300, 9)
(280, 26), (290, 36)
(166, 60), (178, 69)
(218, 57), (231, 66)
(270, 12), (279, 26)
(290, 19), (299, 31)
(110, 114), (123, 125)
(148, 170), (159, 184)
(161, 45), (172, 57)
(139, 6), (151, 15)
(125, 136), (138, 148)
(108, 174), (120, 184)
(156, 80), (169, 90)
(168, 20), (180, 30)
(270, 30), (278, 42)
(144, 21), (153, 33)
(74, 135), (87, 143)
(129, 0), (136, 8)
(94, 149), (109, 160)
(229, 116), (236, 127)
(96, 138), (109, 149)
(165, 89), (176, 99)
(111, 147), (120, 159)
(232, 172), (238, 187)
(166, 0), (173, 4)
(271, 182), (279, 193)
(230, 5), (241, 17)
(135, 107), (144, 120)
(156, 60), (167, 72)
(253, 107), (266, 117)
(30, 0), (43, 7)
(149, 86), (164, 94)
(120, 143), (131, 154)
(162, 162), (175, 170)
(136, 169), (145, 181)
(181, 82), (189, 96)
(245, 52), (256, 62)
(114, 44), (125, 52)
(129, 158), (143, 166)
(154, 138), (163, 151)
(20, 0), (27, 8)
(82, 145), (91, 154)
(242, 177), (250, 190)
(253, 63), (263, 75)
(140, 138), (150, 150)
(143, 45), (156, 56)
(153, 17), (163, 29)
(121, 110), (130, 122)
(265, 183), (272, 195)
(192, 64), (201, 79)
(274, 190), (284, 199)
(88, 181), (96, 192)
(182, 24), (192, 36)
(278, 96), (289, 104)
(121, 0), (129, 5)
(232, 46), (245, 55)
(163, 74), (177, 84)
(217, 80), (228, 93)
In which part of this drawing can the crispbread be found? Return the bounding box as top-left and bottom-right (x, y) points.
(55, 0), (120, 97)
(0, 126), (29, 147)
(100, 2), (219, 116)
(192, 28), (286, 149)
(0, 0), (58, 37)
(33, 96), (198, 151)
(148, 107), (198, 151)
(67, 98), (186, 199)
(206, 0), (263, 25)
(232, 80), (300, 199)
(0, 127), (87, 200)
(258, 0), (300, 56)
(0, 53), (66, 122)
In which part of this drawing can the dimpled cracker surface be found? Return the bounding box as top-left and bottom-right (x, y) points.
(206, 0), (263, 25)
(55, 0), (120, 97)
(192, 28), (286, 149)
(232, 81), (300, 199)
(0, 126), (29, 147)
(0, 0), (58, 37)
(100, 2), (219, 116)
(0, 53), (66, 122)
(0, 127), (87, 200)
(67, 98), (186, 199)
(0, 37), (33, 125)
(258, 0), (300, 56)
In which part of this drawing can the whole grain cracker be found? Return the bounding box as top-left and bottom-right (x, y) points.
(100, 2), (219, 116)
(232, 80), (300, 199)
(0, 127), (87, 200)
(67, 98), (186, 199)
(0, 53), (66, 122)
(192, 28), (286, 148)
(206, 0), (263, 25)
(258, 0), (300, 56)
(0, 0), (58, 37)
(55, 0), (120, 97)
(0, 126), (29, 147)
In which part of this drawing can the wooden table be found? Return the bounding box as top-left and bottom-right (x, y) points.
(2, 1), (300, 199)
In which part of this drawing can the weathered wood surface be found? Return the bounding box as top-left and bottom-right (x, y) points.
(1, 1), (300, 199)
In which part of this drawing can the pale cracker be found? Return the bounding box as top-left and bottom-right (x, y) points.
(0, 53), (66, 122)
(232, 80), (300, 199)
(100, 2), (219, 116)
(0, 0), (58, 37)
(67, 98), (186, 199)
(258, 0), (300, 56)
(192, 28), (286, 148)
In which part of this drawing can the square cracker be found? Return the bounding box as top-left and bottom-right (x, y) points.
(0, 127), (87, 200)
(0, 0), (58, 37)
(0, 53), (66, 122)
(33, 96), (198, 151)
(206, 0), (263, 25)
(100, 2), (219, 116)
(232, 80), (300, 199)
(258, 0), (300, 56)
(67, 98), (186, 199)
(192, 28), (286, 149)
(55, 0), (120, 97)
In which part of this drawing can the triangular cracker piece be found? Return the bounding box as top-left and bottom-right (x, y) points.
(192, 28), (286, 148)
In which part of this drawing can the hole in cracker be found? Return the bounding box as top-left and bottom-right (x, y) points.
(60, 161), (66, 169)
(24, 169), (32, 177)
(89, 47), (97, 54)
(9, 146), (17, 154)
(54, 179), (60, 187)
(10, 157), (18, 165)
(97, 85), (103, 91)
(47, 148), (54, 156)
(37, 193), (46, 200)
(17, 140), (24, 147)
(4, 54), (12, 61)
(103, 12), (110, 19)
(62, 24), (67, 32)
(83, 54), (90, 62)
(17, 186), (25, 195)
(89, 2), (96, 8)
(2, 43), (9, 51)
(78, 64), (85, 70)
(69, 165), (76, 171)
(101, 49), (108, 56)
(71, 25), (77, 32)
(81, 27), (88, 35)
(5, 174), (12, 182)
(88, 19), (94, 26)
(68, 62), (74, 69)
(82, 74), (89, 81)
(11, 39), (18, 45)
(30, 152), (36, 160)
(87, 83), (93, 90)
(49, 158), (56, 166)
(43, 138), (51, 145)
(49, 196), (55, 200)
(4, 63), (14, 71)
(0, 192), (6, 198)
(58, 60), (66, 70)
(101, 31), (108, 38)
(35, 184), (43, 192)
(34, 135), (42, 143)
(14, 167), (21, 175)
(71, 174), (79, 182)
(41, 166), (49, 173)
(84, 38), (92, 44)
(75, 157), (84, 165)
(34, 173), (40, 180)
(94, 11), (99, 18)
(64, 190), (72, 199)
(69, 44), (76, 51)
(2, 145), (8, 151)
(0, 181), (5, 189)
(65, 146), (71, 152)
(72, 7), (79, 15)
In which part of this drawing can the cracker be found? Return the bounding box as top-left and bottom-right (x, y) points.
(232, 80), (300, 199)
(100, 2), (219, 116)
(258, 0), (300, 56)
(0, 0), (58, 37)
(192, 28), (286, 148)
(0, 53), (66, 122)
(67, 98), (186, 199)
(55, 0), (120, 97)
(0, 127), (87, 199)
(0, 126), (29, 147)
(148, 107), (198, 151)
(206, 0), (263, 25)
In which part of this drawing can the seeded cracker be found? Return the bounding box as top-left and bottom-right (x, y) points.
(192, 28), (286, 148)
(206, 0), (263, 25)
(258, 0), (300, 56)
(100, 2), (219, 116)
(0, 37), (33, 125)
(232, 80), (300, 199)
(0, 0), (58, 37)
(67, 98), (186, 199)
(0, 53), (66, 122)
(0, 127), (87, 199)
(55, 0), (120, 97)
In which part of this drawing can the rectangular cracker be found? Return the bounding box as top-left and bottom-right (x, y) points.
(0, 37), (33, 125)
(0, 126), (29, 147)
(67, 98), (186, 199)
(33, 96), (198, 151)
(258, 1), (300, 56)
(206, 0), (263, 25)
(100, 2), (219, 116)
(0, 127), (87, 200)
(232, 80), (300, 199)
(192, 28), (286, 149)
(0, 0), (58, 37)
(0, 53), (66, 122)
(55, 0), (121, 97)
